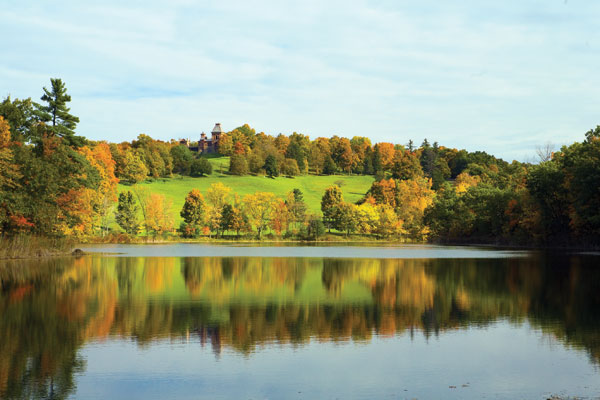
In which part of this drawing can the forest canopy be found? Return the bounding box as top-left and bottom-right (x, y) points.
(1, 79), (599, 246)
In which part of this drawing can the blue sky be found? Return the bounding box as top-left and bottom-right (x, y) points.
(1, 0), (599, 161)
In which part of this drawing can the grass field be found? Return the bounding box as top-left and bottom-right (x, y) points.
(118, 157), (375, 225)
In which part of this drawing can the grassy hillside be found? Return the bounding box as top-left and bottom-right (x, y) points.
(118, 157), (375, 224)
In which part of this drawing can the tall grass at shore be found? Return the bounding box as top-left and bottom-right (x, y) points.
(0, 235), (73, 259)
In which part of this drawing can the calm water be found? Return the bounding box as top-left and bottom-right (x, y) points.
(1, 245), (599, 399)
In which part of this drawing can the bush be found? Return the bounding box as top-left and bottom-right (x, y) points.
(179, 222), (200, 238)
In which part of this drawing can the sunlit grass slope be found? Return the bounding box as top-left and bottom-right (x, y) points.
(118, 157), (374, 224)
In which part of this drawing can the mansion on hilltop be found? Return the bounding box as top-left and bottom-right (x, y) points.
(179, 123), (223, 154)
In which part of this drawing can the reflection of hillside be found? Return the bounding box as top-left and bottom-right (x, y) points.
(1, 253), (600, 398)
(182, 257), (308, 300)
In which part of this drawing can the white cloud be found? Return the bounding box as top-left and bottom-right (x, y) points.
(1, 0), (599, 161)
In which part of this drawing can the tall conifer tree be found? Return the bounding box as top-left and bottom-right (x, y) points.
(34, 78), (83, 146)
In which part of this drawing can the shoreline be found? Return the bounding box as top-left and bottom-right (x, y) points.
(2, 236), (598, 261)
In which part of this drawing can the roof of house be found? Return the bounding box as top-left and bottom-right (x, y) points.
(211, 123), (222, 134)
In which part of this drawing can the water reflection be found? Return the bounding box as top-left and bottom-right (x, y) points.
(0, 253), (599, 398)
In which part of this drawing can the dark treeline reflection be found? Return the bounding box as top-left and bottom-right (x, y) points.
(0, 254), (599, 398)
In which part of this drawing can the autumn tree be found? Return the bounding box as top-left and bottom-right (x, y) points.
(180, 189), (205, 232)
(394, 177), (435, 239)
(355, 202), (379, 235)
(270, 199), (290, 235)
(79, 142), (119, 236)
(218, 133), (234, 155)
(230, 204), (250, 237)
(391, 150), (423, 181)
(204, 183), (231, 235)
(376, 204), (404, 238)
(121, 149), (148, 184)
(144, 193), (174, 237)
(206, 182), (231, 209)
(374, 143), (395, 171)
(0, 117), (23, 234)
(242, 192), (276, 238)
(131, 134), (173, 178)
(286, 189), (307, 228)
(0, 116), (20, 191)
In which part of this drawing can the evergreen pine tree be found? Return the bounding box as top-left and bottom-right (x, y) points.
(34, 78), (83, 146)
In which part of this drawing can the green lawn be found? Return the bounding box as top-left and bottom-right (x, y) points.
(118, 157), (375, 224)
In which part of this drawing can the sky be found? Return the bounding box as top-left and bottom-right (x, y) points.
(1, 0), (599, 161)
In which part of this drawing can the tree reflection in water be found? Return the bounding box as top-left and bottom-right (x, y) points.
(0, 252), (599, 398)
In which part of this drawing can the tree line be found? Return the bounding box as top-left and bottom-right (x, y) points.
(1, 79), (599, 245)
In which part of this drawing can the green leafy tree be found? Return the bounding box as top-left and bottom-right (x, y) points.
(281, 158), (300, 177)
(115, 191), (140, 235)
(0, 96), (36, 142)
(321, 185), (343, 232)
(555, 131), (600, 238)
(171, 145), (194, 175)
(527, 161), (569, 238)
(431, 157), (451, 190)
(307, 214), (326, 239)
(323, 156), (337, 175)
(229, 154), (249, 175)
(285, 137), (308, 172)
(335, 202), (358, 236)
(191, 157), (213, 177)
(33, 78), (83, 146)
(264, 154), (279, 178)
(15, 137), (100, 235)
(423, 183), (461, 239)
(220, 203), (234, 234)
(121, 149), (148, 184)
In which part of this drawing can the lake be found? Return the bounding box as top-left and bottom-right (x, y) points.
(0, 244), (599, 399)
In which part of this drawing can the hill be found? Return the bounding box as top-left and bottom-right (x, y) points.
(118, 158), (375, 225)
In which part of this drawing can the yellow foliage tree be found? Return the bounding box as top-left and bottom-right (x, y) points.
(355, 202), (379, 234)
(144, 193), (174, 237)
(242, 192), (276, 238)
(376, 204), (405, 238)
(455, 172), (480, 194)
(206, 182), (231, 209)
(79, 142), (119, 235)
(395, 178), (435, 239)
